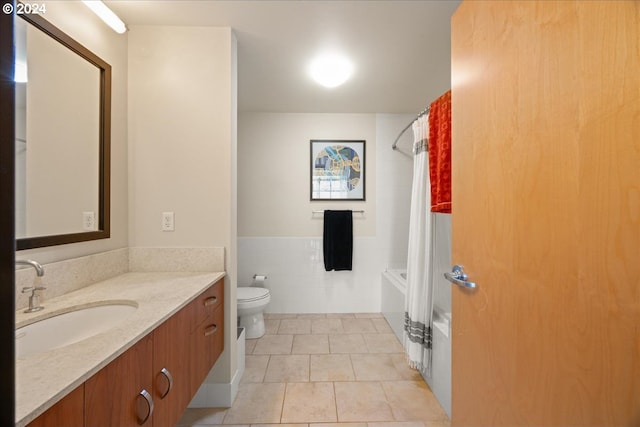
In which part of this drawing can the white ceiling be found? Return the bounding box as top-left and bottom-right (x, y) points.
(106, 0), (461, 114)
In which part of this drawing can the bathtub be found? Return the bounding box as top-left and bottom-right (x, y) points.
(381, 269), (407, 342)
(382, 269), (451, 339)
(381, 268), (452, 418)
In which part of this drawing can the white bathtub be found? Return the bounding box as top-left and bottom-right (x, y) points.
(381, 269), (407, 342)
(381, 268), (452, 418)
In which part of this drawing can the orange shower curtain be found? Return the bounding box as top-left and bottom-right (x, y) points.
(428, 90), (452, 213)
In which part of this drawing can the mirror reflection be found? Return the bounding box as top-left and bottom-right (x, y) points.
(14, 12), (111, 250)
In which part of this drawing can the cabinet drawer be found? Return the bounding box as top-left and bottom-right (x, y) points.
(190, 279), (223, 331)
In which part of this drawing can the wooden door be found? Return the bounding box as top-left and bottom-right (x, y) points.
(451, 1), (640, 425)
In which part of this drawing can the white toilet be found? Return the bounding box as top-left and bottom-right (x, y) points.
(237, 286), (271, 339)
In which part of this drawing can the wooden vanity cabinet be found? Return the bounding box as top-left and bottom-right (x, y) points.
(27, 385), (84, 427)
(26, 278), (224, 427)
(189, 282), (225, 397)
(152, 305), (192, 427)
(85, 334), (155, 427)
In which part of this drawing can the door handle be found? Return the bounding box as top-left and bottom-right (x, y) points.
(444, 265), (476, 289)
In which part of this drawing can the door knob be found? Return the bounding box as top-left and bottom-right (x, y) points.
(444, 265), (476, 288)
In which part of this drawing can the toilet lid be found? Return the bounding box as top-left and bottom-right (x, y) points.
(237, 287), (269, 302)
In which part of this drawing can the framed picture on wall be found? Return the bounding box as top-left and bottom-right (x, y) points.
(310, 139), (365, 201)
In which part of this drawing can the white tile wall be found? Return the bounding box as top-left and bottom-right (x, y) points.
(238, 237), (384, 313)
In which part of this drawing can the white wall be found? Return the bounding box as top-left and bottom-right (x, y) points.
(16, 0), (128, 264)
(238, 113), (414, 313)
(128, 25), (238, 386)
(238, 113), (376, 237)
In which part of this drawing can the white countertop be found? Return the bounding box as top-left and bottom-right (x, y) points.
(15, 271), (225, 427)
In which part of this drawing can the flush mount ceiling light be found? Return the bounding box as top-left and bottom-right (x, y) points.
(308, 53), (354, 88)
(82, 0), (127, 34)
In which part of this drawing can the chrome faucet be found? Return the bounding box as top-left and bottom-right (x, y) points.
(16, 259), (45, 277)
(16, 259), (46, 312)
(22, 286), (46, 313)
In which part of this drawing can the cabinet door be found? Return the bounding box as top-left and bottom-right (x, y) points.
(85, 335), (154, 427)
(152, 307), (192, 427)
(27, 384), (84, 427)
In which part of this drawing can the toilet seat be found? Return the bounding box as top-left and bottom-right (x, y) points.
(237, 287), (269, 303)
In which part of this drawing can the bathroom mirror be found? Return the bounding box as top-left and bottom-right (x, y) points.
(15, 10), (111, 250)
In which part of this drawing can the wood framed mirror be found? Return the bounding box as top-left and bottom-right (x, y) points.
(15, 9), (111, 250)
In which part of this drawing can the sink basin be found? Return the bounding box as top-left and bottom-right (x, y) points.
(16, 302), (138, 358)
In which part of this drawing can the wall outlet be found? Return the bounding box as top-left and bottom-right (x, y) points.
(82, 211), (95, 231)
(162, 212), (175, 231)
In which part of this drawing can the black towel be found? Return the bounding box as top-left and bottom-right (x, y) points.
(323, 210), (353, 271)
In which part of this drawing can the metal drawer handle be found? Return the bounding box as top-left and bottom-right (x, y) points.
(138, 389), (154, 425)
(159, 367), (174, 399)
(204, 324), (218, 337)
(444, 265), (477, 289)
(204, 296), (218, 306)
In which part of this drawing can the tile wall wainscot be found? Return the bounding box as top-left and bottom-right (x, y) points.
(238, 237), (385, 313)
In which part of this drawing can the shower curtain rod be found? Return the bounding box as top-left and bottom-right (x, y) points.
(391, 106), (430, 151)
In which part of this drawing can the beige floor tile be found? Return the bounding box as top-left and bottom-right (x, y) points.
(281, 382), (338, 423)
(265, 313), (298, 319)
(265, 319), (281, 334)
(329, 334), (367, 353)
(245, 339), (258, 355)
(312, 423), (367, 427)
(381, 381), (448, 422)
(253, 335), (294, 355)
(310, 354), (355, 381)
(368, 422), (426, 427)
(354, 313), (384, 319)
(326, 313), (356, 319)
(334, 382), (394, 422)
(351, 354), (404, 381)
(223, 383), (286, 424)
(389, 354), (423, 381)
(264, 355), (310, 382)
(252, 424), (308, 427)
(292, 334), (330, 354)
(363, 334), (404, 354)
(311, 318), (345, 334)
(371, 318), (394, 334)
(241, 355), (270, 383)
(341, 319), (378, 334)
(177, 407), (228, 426)
(296, 313), (327, 319)
(278, 319), (312, 334)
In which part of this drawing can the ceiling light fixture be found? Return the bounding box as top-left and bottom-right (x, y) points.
(308, 53), (354, 88)
(82, 0), (127, 34)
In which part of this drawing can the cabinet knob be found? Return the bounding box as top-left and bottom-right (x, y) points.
(204, 296), (218, 307)
(137, 389), (154, 425)
(159, 367), (174, 399)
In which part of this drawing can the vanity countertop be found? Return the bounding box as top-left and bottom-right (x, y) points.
(15, 271), (225, 427)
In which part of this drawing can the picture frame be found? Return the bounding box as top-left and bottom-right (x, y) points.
(310, 139), (366, 201)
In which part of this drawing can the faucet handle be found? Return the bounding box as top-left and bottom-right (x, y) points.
(22, 286), (46, 294)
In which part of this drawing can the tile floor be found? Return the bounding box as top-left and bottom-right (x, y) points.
(176, 313), (450, 427)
